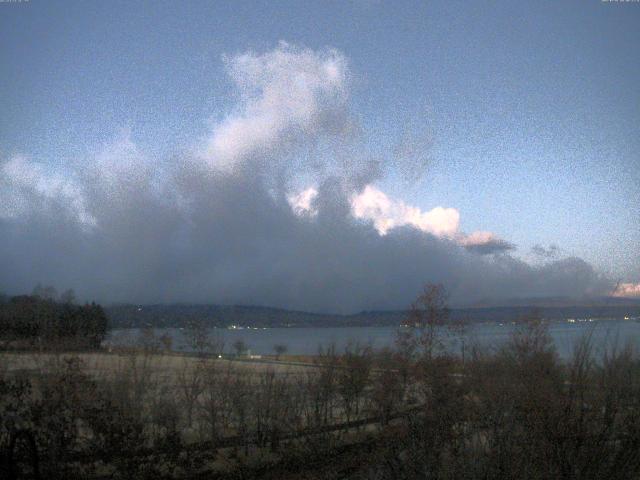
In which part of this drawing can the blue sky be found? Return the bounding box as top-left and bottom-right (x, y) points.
(1, 0), (639, 301)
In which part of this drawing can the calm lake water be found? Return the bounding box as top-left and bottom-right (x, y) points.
(107, 318), (640, 360)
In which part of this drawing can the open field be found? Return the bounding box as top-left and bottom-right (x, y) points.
(0, 351), (313, 378)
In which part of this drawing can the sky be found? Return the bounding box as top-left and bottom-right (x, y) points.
(1, 0), (639, 310)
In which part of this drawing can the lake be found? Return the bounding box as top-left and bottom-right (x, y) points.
(107, 318), (640, 360)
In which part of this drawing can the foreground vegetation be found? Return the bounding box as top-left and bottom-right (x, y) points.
(1, 285), (640, 479)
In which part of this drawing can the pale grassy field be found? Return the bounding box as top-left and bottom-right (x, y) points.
(0, 350), (312, 379)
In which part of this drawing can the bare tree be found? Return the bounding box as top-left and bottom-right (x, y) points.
(233, 339), (247, 357)
(159, 333), (173, 352)
(176, 359), (204, 428)
(137, 327), (161, 353)
(370, 348), (406, 425)
(397, 283), (451, 361)
(183, 319), (211, 357)
(200, 361), (234, 446)
(304, 344), (339, 430)
(273, 344), (288, 360)
(337, 341), (372, 424)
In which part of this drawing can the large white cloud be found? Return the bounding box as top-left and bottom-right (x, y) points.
(346, 185), (514, 254)
(201, 41), (349, 172)
(351, 185), (459, 237)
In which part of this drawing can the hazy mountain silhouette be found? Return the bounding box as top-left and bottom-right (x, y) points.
(106, 296), (640, 329)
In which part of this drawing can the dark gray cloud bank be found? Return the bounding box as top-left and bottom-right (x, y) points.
(0, 44), (612, 312)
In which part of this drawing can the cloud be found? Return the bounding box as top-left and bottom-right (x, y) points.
(458, 231), (515, 255)
(201, 41), (350, 173)
(531, 244), (560, 259)
(350, 185), (459, 237)
(612, 283), (640, 298)
(0, 43), (615, 312)
(0, 155), (95, 228)
(288, 187), (319, 217)
(348, 185), (514, 255)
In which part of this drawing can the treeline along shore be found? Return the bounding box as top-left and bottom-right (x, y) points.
(0, 291), (108, 350)
(1, 285), (640, 479)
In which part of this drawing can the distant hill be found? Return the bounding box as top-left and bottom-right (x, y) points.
(105, 297), (640, 329)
